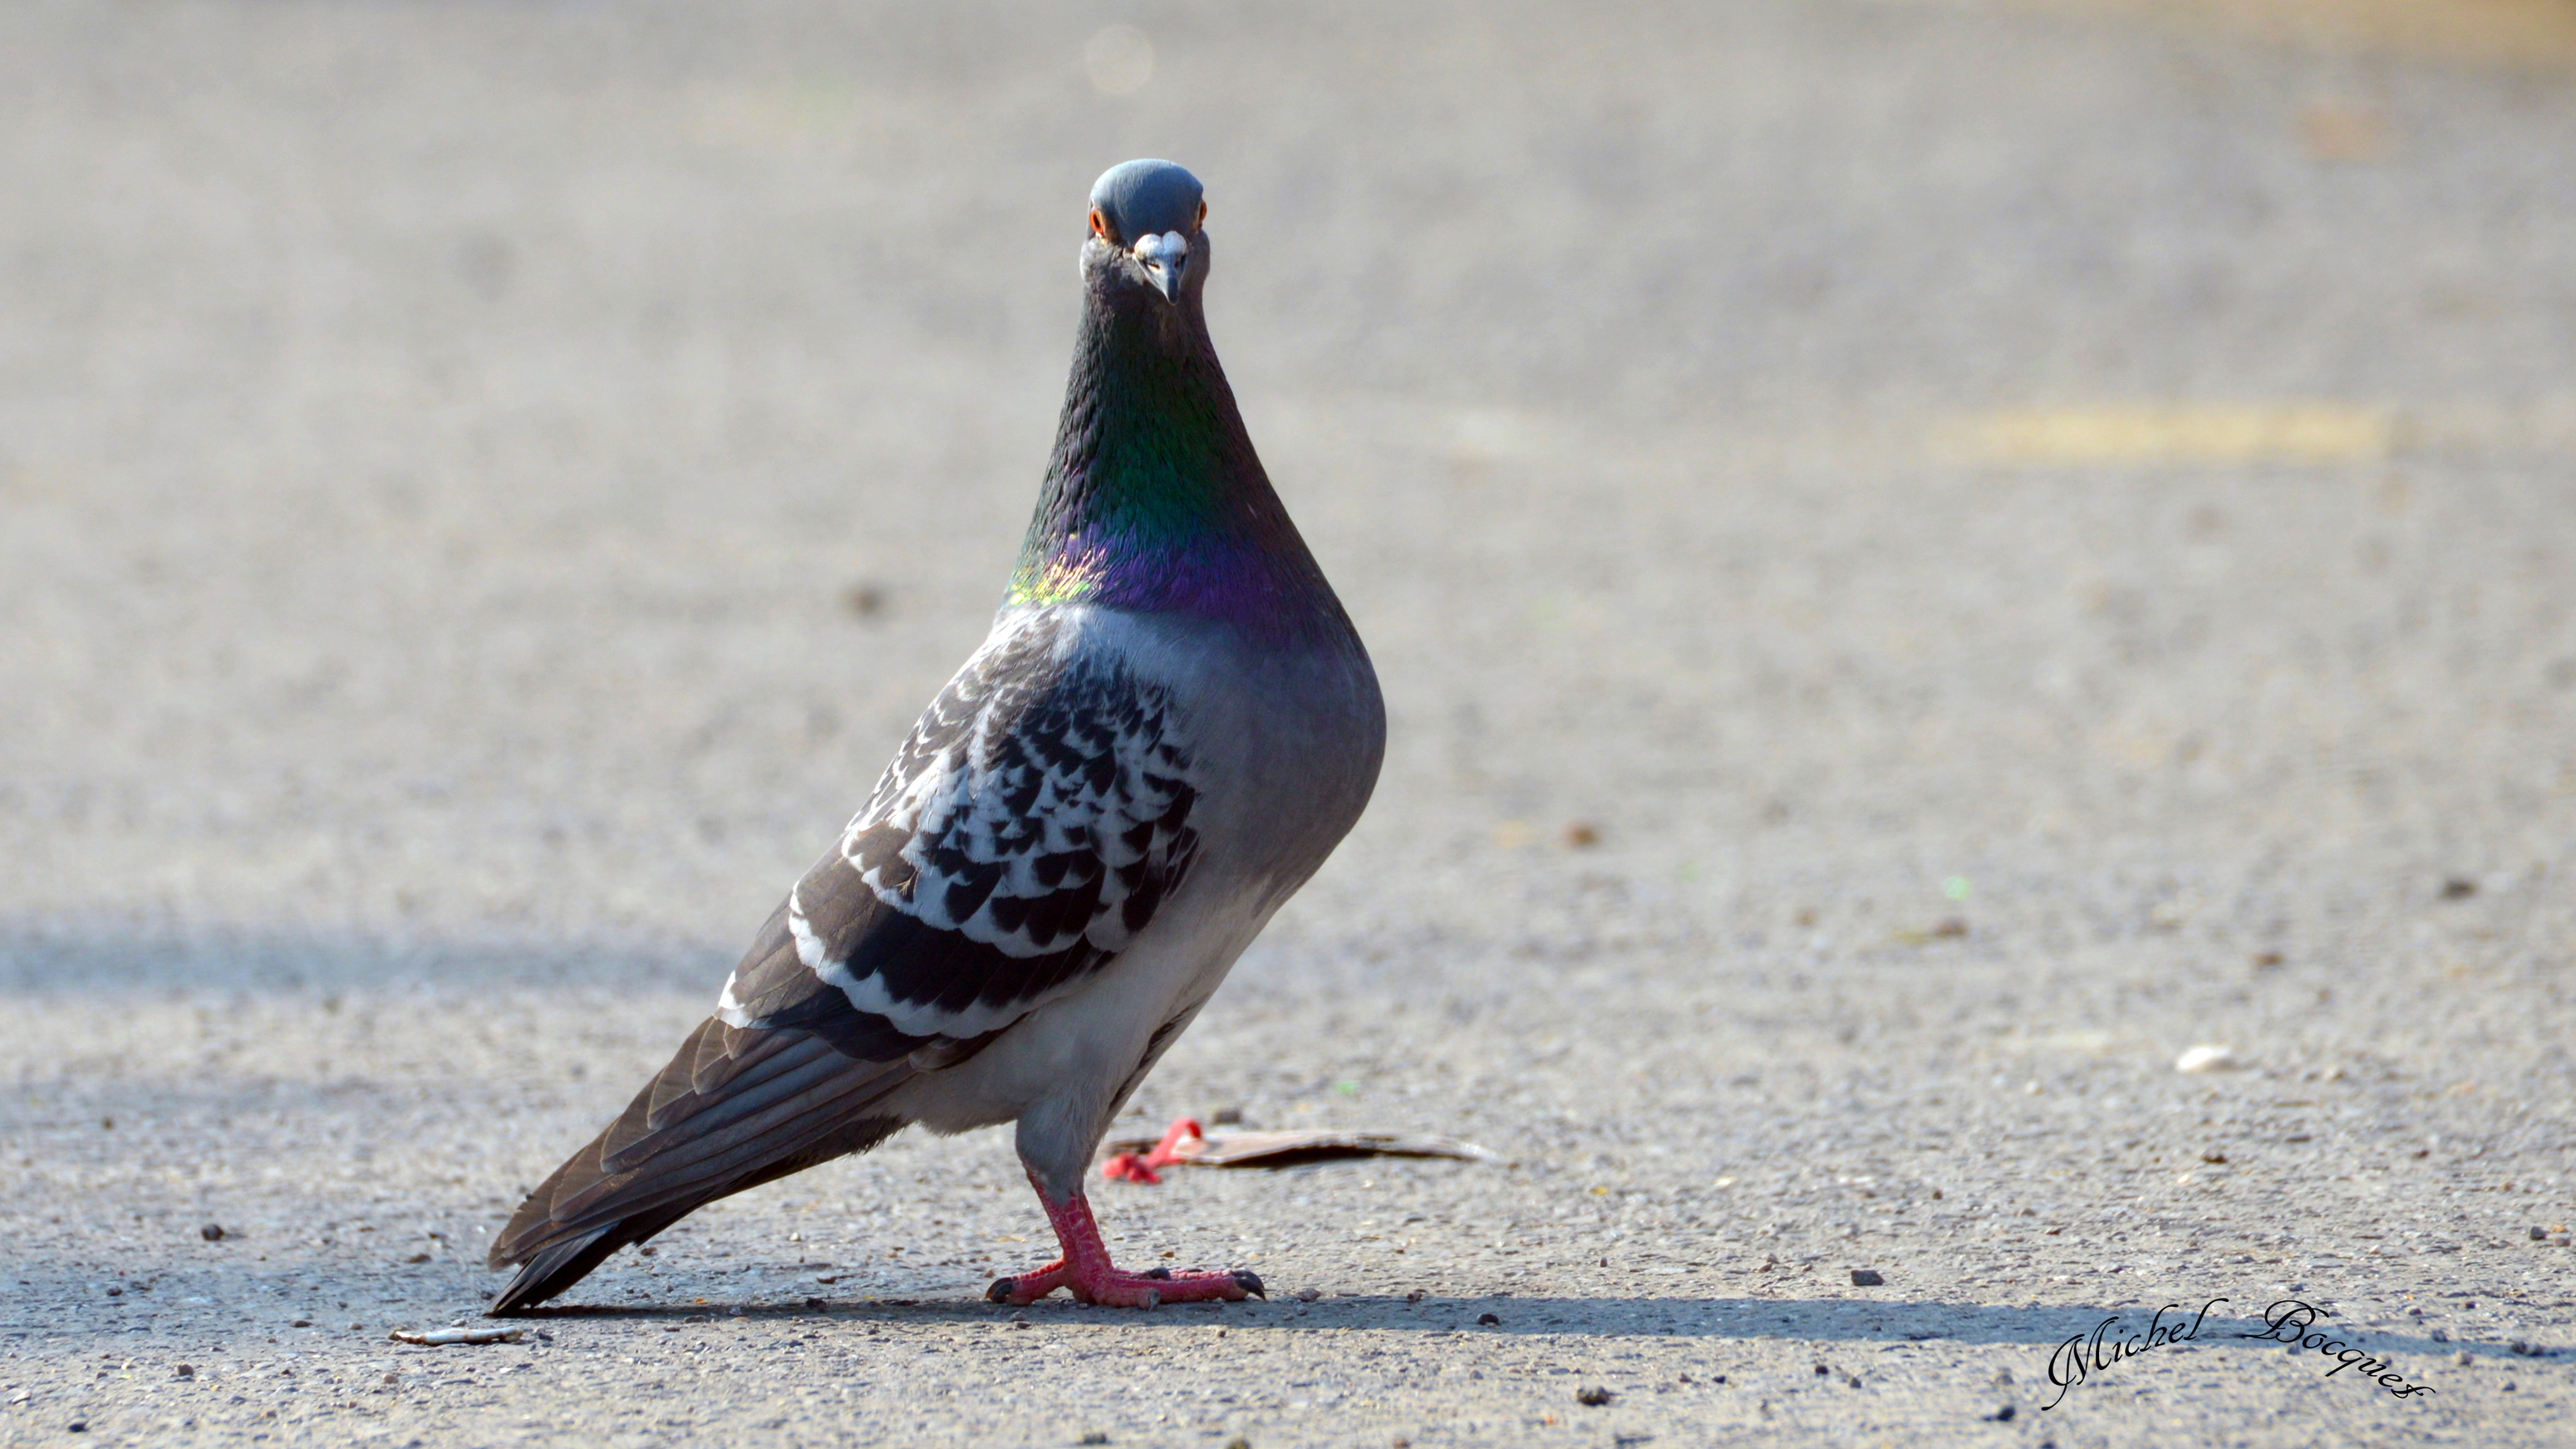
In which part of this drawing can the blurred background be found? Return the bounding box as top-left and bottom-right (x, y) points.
(7, 0), (2574, 971)
(7, 2), (2576, 1435)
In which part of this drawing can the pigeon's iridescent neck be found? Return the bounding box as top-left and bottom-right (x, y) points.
(1011, 531), (1310, 627)
(1011, 286), (1336, 641)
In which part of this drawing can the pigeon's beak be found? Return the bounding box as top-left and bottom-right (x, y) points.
(1132, 230), (1190, 304)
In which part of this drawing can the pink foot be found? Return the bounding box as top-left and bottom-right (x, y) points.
(1100, 1117), (1203, 1185)
(985, 1171), (1261, 1309)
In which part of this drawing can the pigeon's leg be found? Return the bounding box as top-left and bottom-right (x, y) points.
(1099, 1116), (1204, 1185)
(986, 1171), (1262, 1309)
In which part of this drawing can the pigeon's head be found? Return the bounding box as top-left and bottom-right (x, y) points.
(1085, 159), (1207, 310)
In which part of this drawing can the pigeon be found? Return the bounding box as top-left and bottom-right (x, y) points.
(486, 160), (1384, 1314)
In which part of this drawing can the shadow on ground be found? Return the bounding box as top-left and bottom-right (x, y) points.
(509, 1291), (2513, 1362)
(0, 920), (725, 997)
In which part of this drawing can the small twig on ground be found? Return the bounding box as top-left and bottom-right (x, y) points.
(389, 1326), (524, 1346)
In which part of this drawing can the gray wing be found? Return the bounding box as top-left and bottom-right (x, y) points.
(717, 610), (1205, 1059)
(487, 612), (1207, 1312)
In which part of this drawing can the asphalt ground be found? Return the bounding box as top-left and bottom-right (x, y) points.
(4, 1), (2574, 1445)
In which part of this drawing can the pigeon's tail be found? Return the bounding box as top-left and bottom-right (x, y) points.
(486, 1017), (912, 1315)
(485, 1206), (697, 1316)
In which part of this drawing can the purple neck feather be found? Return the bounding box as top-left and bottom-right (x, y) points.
(1011, 252), (1345, 643)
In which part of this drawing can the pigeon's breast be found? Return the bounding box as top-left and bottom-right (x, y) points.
(1072, 604), (1384, 910)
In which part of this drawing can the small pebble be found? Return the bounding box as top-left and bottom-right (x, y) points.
(200, 1224), (225, 1242)
(1291, 1287), (1320, 1303)
(2441, 877), (2477, 900)
(1575, 1386), (1614, 1406)
(1850, 1269), (1884, 1286)
(1477, 1312), (1502, 1326)
(173, 1364), (193, 1379)
(2175, 1044), (2239, 1073)
(1987, 1404), (2017, 1422)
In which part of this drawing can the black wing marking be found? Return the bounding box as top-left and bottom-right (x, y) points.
(718, 612), (1202, 1052)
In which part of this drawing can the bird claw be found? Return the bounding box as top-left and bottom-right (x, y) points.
(987, 1260), (1251, 1309)
(992, 1176), (1256, 1309)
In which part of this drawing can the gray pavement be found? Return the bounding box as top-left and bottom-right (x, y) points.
(3, 1), (2574, 1445)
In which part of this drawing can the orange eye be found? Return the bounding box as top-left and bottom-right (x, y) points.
(1089, 208), (1110, 240)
